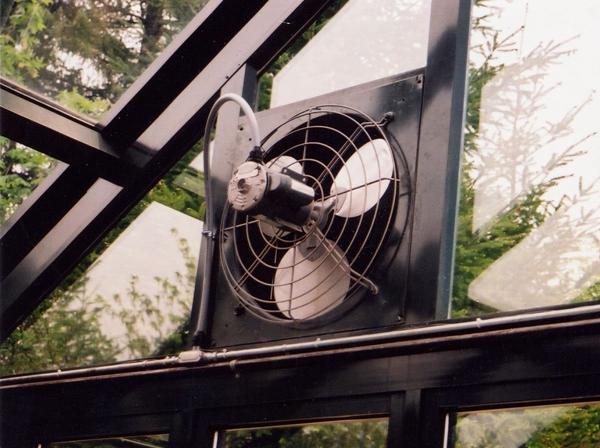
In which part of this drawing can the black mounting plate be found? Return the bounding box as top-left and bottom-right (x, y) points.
(207, 70), (424, 348)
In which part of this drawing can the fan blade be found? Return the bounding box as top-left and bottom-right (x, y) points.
(330, 138), (393, 218)
(267, 155), (303, 175)
(273, 238), (350, 320)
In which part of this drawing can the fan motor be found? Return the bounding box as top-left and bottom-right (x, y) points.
(227, 160), (326, 233)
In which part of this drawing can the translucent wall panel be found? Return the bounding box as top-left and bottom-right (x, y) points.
(269, 0), (431, 108)
(77, 201), (201, 360)
(0, 146), (203, 376)
(452, 0), (600, 317)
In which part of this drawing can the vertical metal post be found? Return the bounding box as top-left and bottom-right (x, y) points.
(386, 393), (405, 448)
(405, 0), (472, 322)
(398, 389), (422, 448)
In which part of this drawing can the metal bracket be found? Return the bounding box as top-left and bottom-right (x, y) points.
(202, 229), (217, 240)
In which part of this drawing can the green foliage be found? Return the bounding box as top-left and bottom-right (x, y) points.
(454, 404), (600, 448)
(0, 0), (49, 81)
(0, 230), (196, 375)
(574, 281), (600, 303)
(0, 137), (55, 224)
(224, 420), (387, 448)
(525, 404), (600, 448)
(56, 89), (111, 117)
(452, 176), (549, 317)
(0, 275), (118, 375)
(2, 0), (209, 104)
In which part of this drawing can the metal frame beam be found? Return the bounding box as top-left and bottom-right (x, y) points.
(0, 163), (95, 278)
(0, 80), (147, 185)
(1, 320), (599, 446)
(0, 0), (330, 339)
(100, 0), (330, 147)
(405, 0), (472, 322)
(100, 0), (266, 145)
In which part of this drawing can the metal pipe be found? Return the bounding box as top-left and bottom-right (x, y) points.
(191, 302), (600, 362)
(0, 357), (180, 385)
(4, 303), (599, 386)
(192, 94), (261, 347)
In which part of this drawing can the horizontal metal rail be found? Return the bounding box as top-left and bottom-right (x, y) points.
(2, 303), (600, 387)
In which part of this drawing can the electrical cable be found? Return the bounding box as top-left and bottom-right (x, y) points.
(192, 94), (261, 347)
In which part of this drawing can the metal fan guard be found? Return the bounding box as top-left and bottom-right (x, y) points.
(219, 105), (411, 324)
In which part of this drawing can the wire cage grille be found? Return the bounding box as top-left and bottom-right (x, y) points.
(219, 105), (411, 324)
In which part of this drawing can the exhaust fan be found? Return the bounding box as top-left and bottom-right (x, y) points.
(196, 74), (422, 347)
(221, 106), (409, 324)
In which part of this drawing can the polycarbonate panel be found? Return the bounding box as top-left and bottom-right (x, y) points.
(259, 0), (431, 110)
(0, 145), (203, 376)
(451, 0), (600, 318)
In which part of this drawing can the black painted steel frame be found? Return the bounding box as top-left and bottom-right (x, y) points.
(2, 0), (600, 446)
(2, 318), (599, 446)
(0, 0), (333, 339)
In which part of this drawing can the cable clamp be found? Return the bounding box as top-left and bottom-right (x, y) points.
(202, 229), (217, 240)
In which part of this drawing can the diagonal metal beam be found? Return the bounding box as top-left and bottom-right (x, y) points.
(1, 179), (123, 339)
(0, 163), (97, 279)
(101, 0), (330, 148)
(100, 0), (268, 146)
(1, 0), (331, 339)
(137, 0), (330, 150)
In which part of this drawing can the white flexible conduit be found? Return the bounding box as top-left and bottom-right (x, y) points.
(192, 94), (261, 347)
